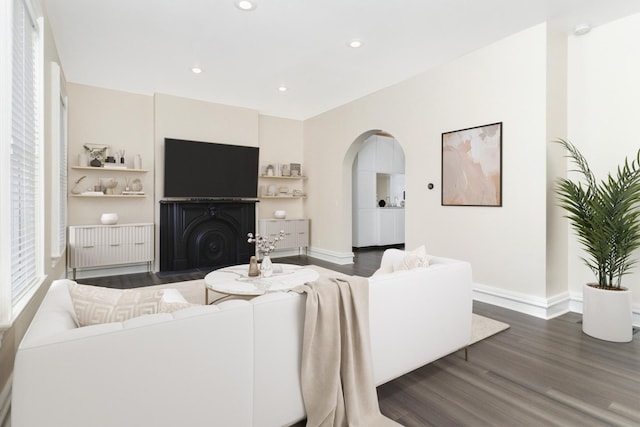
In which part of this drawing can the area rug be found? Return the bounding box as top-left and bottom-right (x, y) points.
(470, 313), (510, 344)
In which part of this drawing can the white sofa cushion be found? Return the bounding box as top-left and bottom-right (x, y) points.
(68, 283), (195, 327)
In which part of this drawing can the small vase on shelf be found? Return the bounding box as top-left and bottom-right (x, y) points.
(260, 255), (273, 278)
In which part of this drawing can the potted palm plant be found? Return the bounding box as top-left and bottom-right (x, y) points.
(554, 139), (640, 342)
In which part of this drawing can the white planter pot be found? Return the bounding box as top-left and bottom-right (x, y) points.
(582, 283), (632, 342)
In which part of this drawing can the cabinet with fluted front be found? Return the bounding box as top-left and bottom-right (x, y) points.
(258, 219), (309, 254)
(68, 223), (154, 278)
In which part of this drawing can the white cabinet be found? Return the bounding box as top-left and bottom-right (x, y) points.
(375, 136), (394, 174)
(355, 170), (376, 209)
(378, 209), (396, 245)
(353, 209), (377, 247)
(68, 223), (154, 278)
(259, 219), (309, 252)
(357, 138), (376, 171)
(377, 209), (404, 246)
(393, 141), (405, 174)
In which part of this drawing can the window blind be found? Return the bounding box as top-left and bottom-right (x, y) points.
(11, 0), (40, 305)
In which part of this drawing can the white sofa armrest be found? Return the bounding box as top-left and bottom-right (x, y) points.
(369, 259), (473, 385)
(13, 281), (255, 427)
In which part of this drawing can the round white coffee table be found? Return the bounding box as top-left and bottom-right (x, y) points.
(204, 263), (319, 303)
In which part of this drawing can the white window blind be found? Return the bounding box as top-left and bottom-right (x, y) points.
(10, 0), (42, 308)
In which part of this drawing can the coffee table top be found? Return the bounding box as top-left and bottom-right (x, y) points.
(204, 263), (319, 296)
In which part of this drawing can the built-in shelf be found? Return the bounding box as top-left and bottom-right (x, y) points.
(259, 195), (306, 199)
(259, 175), (306, 180)
(71, 166), (148, 172)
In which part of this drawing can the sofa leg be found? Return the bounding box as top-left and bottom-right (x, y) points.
(464, 346), (468, 361)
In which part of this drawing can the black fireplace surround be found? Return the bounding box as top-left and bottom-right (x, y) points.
(160, 200), (256, 272)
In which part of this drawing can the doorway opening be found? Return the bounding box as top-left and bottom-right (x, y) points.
(350, 130), (405, 250)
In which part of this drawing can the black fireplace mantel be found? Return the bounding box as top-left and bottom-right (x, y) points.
(159, 199), (256, 272)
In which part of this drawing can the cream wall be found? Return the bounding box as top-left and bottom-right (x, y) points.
(567, 13), (640, 309)
(257, 115), (305, 220)
(0, 0), (67, 405)
(66, 84), (154, 226)
(304, 24), (559, 312)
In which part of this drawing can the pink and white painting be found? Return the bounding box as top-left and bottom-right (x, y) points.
(441, 122), (502, 206)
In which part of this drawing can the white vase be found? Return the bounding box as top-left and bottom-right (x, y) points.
(100, 213), (118, 225)
(260, 255), (273, 278)
(582, 283), (632, 342)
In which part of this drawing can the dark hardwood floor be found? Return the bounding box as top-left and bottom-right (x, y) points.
(81, 247), (640, 427)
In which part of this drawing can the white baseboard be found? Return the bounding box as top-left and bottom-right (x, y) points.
(0, 374), (11, 427)
(474, 284), (640, 327)
(473, 283), (571, 320)
(267, 248), (308, 259)
(307, 247), (354, 265)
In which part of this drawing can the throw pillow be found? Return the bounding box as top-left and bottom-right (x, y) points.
(68, 283), (194, 327)
(393, 245), (429, 271)
(159, 288), (197, 313)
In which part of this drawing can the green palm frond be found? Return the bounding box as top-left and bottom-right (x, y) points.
(554, 139), (640, 289)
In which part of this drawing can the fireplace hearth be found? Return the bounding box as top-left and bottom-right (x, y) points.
(160, 200), (256, 272)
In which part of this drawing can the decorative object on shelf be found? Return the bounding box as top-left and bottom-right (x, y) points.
(266, 184), (277, 196)
(265, 164), (275, 176)
(78, 153), (89, 167)
(290, 163), (301, 177)
(100, 178), (118, 195)
(279, 186), (289, 194)
(84, 144), (109, 167)
(115, 149), (125, 165)
(553, 138), (640, 342)
(248, 256), (259, 277)
(133, 154), (142, 170)
(100, 213), (119, 225)
(274, 210), (286, 219)
(71, 176), (86, 194)
(281, 164), (290, 176)
(131, 178), (143, 192)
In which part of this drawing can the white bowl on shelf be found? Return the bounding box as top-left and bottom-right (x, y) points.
(274, 210), (287, 219)
(100, 213), (119, 225)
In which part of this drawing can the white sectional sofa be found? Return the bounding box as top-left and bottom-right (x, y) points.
(12, 249), (472, 427)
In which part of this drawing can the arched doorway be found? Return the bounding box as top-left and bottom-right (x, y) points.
(350, 130), (405, 249)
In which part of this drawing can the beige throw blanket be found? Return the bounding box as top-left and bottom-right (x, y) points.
(293, 276), (402, 427)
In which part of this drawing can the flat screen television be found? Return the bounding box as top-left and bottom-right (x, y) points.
(164, 138), (259, 199)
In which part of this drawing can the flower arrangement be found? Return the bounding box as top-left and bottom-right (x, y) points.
(247, 230), (285, 255)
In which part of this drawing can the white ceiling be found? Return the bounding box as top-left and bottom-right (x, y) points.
(43, 0), (640, 120)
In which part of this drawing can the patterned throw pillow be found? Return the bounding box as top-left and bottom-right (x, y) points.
(68, 283), (193, 327)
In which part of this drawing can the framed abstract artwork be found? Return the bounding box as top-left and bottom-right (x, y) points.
(441, 122), (502, 207)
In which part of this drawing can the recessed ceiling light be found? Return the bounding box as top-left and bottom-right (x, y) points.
(191, 67), (203, 74)
(574, 24), (591, 36)
(278, 86), (288, 92)
(235, 0), (256, 11)
(348, 39), (363, 48)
